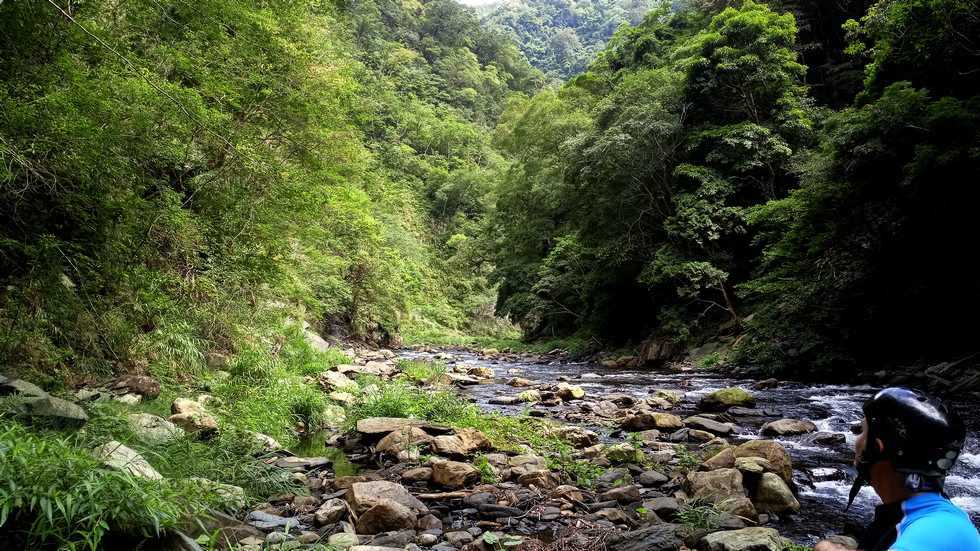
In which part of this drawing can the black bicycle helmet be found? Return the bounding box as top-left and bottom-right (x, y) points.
(847, 387), (966, 508)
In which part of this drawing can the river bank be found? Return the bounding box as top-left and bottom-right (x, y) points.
(3, 342), (979, 550)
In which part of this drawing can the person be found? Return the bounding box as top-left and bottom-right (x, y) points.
(814, 387), (980, 551)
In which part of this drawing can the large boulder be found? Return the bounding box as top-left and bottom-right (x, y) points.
(430, 435), (467, 456)
(354, 500), (418, 534)
(21, 396), (88, 422)
(760, 419), (818, 436)
(733, 440), (793, 484)
(699, 527), (783, 551)
(432, 461), (481, 489)
(554, 383), (585, 400)
(356, 417), (428, 435)
(698, 388), (756, 411)
(376, 427), (432, 455)
(683, 468), (746, 504)
(92, 441), (162, 480)
(316, 370), (354, 390)
(128, 413), (182, 445)
(753, 472), (800, 513)
(345, 481), (427, 515)
(701, 447), (736, 471)
(517, 470), (561, 490)
(454, 427), (490, 453)
(622, 412), (683, 431)
(604, 443), (645, 464)
(314, 498), (349, 525)
(603, 523), (688, 551)
(168, 411), (218, 434)
(684, 416), (733, 436)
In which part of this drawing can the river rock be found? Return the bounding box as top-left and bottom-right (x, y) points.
(601, 484), (641, 504)
(432, 461), (481, 488)
(432, 372), (480, 386)
(430, 434), (469, 456)
(0, 377), (46, 397)
(649, 389), (682, 406)
(761, 419), (818, 436)
(478, 503), (523, 519)
(337, 361), (399, 379)
(600, 394), (637, 407)
(735, 456), (773, 476)
(701, 447), (736, 470)
(508, 454), (547, 471)
(683, 468), (746, 504)
(728, 407), (782, 417)
(517, 470), (561, 490)
(642, 497), (683, 519)
(92, 441), (162, 480)
(316, 370), (354, 390)
(699, 527), (783, 551)
(552, 425), (599, 447)
(21, 395), (89, 422)
(551, 485), (584, 502)
(596, 508), (630, 524)
(733, 440), (793, 484)
(808, 431), (846, 445)
(356, 417), (429, 434)
(684, 416), (733, 435)
(604, 442), (645, 463)
(128, 413), (182, 445)
(722, 496), (759, 521)
(355, 499), (418, 534)
(315, 498), (349, 525)
(622, 412), (682, 431)
(346, 480), (427, 515)
(454, 427), (491, 453)
(754, 378), (778, 390)
(638, 469), (669, 486)
(754, 472), (800, 513)
(517, 389), (541, 402)
(506, 377), (536, 387)
(111, 375), (161, 398)
(603, 523), (688, 551)
(402, 467), (433, 483)
(489, 396), (521, 405)
(698, 388), (756, 411)
(555, 383), (585, 400)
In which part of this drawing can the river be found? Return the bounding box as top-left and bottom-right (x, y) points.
(400, 348), (980, 546)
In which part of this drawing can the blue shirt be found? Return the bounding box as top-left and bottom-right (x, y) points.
(891, 493), (980, 551)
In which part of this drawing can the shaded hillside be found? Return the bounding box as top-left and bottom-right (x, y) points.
(0, 0), (539, 381)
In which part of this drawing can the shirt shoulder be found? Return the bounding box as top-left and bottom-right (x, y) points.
(891, 494), (980, 551)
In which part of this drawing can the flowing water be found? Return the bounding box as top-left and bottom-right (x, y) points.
(400, 348), (980, 546)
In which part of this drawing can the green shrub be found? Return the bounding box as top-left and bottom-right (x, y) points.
(697, 351), (724, 369)
(396, 358), (447, 381)
(0, 418), (208, 550)
(675, 498), (721, 531)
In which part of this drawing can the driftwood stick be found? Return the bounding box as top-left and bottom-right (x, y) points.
(414, 491), (476, 499)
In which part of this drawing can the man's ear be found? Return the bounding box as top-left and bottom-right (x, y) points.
(874, 437), (884, 454)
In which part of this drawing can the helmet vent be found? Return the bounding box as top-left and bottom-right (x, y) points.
(917, 396), (928, 402)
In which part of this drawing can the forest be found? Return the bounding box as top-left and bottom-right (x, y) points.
(1, 0), (979, 386)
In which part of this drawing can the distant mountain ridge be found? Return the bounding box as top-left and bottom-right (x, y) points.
(478, 0), (661, 82)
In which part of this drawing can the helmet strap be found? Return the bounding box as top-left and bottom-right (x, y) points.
(846, 460), (870, 511)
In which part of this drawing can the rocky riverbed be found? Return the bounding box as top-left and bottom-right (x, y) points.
(4, 344), (979, 551)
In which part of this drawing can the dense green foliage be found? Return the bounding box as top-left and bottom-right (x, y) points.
(479, 0), (661, 82)
(0, 419), (211, 550)
(0, 0), (535, 383)
(487, 0), (980, 372)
